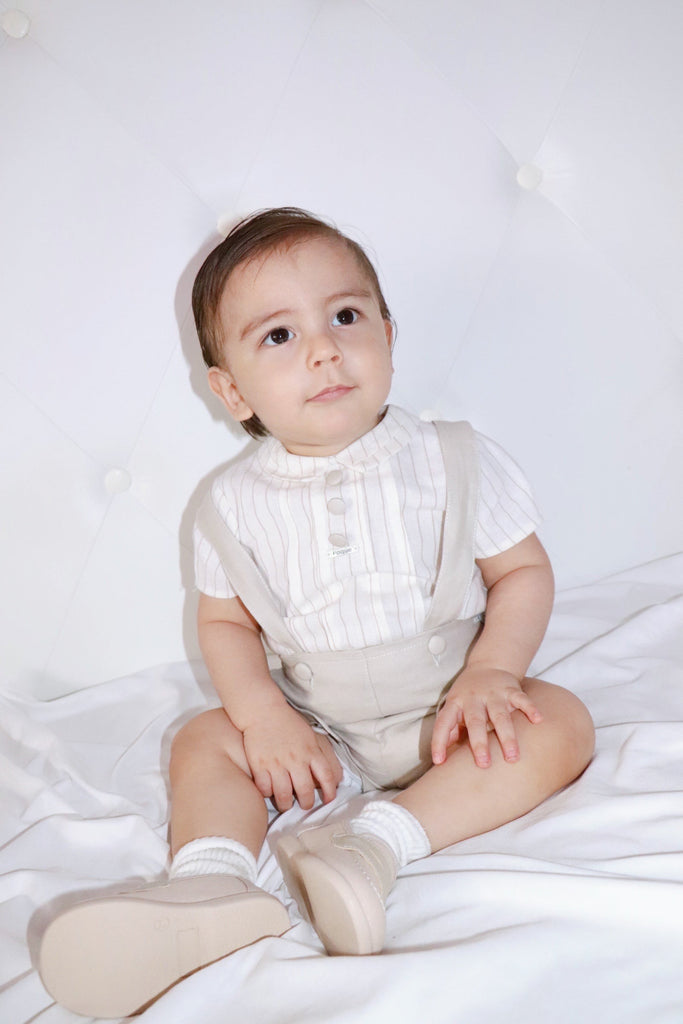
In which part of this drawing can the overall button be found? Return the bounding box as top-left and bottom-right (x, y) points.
(325, 469), (343, 486)
(293, 662), (313, 683)
(329, 533), (348, 548)
(428, 635), (447, 657)
(327, 497), (345, 514)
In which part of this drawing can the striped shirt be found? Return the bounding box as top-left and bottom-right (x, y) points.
(194, 406), (541, 656)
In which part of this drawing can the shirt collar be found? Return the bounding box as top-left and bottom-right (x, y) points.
(255, 405), (420, 480)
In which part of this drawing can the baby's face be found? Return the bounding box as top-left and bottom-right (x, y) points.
(208, 236), (393, 456)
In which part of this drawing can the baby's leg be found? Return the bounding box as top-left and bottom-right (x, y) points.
(394, 678), (595, 851)
(277, 680), (593, 955)
(170, 707), (270, 860)
(38, 708), (289, 1017)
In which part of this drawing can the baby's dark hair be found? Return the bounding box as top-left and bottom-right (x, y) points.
(192, 206), (392, 439)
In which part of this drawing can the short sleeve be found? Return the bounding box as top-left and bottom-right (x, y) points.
(474, 433), (542, 559)
(193, 477), (241, 599)
(193, 520), (238, 599)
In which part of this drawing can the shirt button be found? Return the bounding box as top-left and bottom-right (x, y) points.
(327, 497), (345, 514)
(329, 533), (348, 548)
(326, 469), (343, 486)
(293, 662), (313, 682)
(428, 635), (447, 656)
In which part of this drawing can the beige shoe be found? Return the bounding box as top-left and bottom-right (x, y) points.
(276, 821), (398, 956)
(38, 874), (290, 1017)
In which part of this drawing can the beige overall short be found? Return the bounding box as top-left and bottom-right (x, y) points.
(196, 420), (482, 792)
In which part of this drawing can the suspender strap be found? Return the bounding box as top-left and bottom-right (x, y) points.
(194, 495), (295, 650)
(424, 420), (480, 629)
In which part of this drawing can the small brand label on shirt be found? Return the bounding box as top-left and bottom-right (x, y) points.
(327, 544), (358, 558)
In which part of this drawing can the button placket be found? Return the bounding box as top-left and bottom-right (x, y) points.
(325, 468), (350, 551)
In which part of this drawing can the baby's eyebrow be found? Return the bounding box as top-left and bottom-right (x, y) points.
(327, 289), (374, 304)
(239, 308), (291, 341)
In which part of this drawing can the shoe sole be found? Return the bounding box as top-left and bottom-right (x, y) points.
(276, 835), (380, 956)
(38, 887), (290, 1017)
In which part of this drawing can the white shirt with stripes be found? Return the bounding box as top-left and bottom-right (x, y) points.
(194, 406), (541, 657)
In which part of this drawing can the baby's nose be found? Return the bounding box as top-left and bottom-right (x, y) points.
(309, 332), (342, 365)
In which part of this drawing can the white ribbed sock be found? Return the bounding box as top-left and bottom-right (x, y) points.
(169, 837), (258, 884)
(349, 800), (431, 868)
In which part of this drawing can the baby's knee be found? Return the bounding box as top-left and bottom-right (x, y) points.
(169, 708), (241, 780)
(526, 679), (595, 778)
(543, 683), (595, 776)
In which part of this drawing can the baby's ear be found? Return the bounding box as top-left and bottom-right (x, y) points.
(207, 367), (254, 422)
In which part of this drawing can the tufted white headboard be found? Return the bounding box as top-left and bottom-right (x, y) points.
(2, 0), (681, 698)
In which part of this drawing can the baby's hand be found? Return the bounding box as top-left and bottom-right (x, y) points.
(431, 666), (543, 769)
(241, 704), (343, 812)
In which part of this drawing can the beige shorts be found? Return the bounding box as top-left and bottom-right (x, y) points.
(275, 615), (481, 792)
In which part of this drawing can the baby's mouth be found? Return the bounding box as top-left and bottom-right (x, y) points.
(308, 385), (355, 402)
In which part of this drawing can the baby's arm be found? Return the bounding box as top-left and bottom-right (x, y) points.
(431, 532), (554, 768)
(198, 593), (342, 811)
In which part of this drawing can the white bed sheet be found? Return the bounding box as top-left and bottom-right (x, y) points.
(2, 554), (682, 1024)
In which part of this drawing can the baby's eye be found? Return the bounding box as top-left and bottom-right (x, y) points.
(262, 327), (293, 347)
(332, 308), (358, 326)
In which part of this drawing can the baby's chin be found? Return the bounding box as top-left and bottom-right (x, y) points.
(265, 397), (390, 457)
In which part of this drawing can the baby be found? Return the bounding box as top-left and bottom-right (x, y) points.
(38, 208), (595, 1017)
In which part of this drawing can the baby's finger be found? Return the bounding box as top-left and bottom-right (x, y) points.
(488, 702), (520, 763)
(431, 703), (461, 764)
(463, 705), (492, 768)
(290, 766), (316, 811)
(311, 755), (340, 805)
(252, 767), (274, 801)
(314, 736), (344, 800)
(509, 689), (544, 724)
(270, 769), (295, 812)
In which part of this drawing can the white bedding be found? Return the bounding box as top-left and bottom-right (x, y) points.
(2, 554), (682, 1024)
